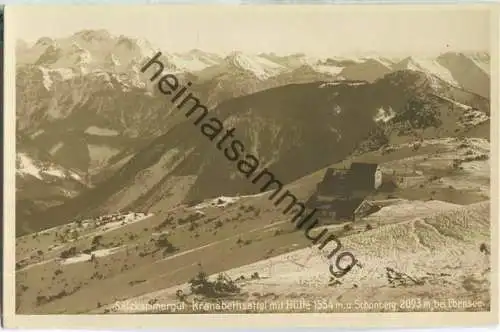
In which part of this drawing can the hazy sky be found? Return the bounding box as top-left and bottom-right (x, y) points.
(8, 5), (492, 57)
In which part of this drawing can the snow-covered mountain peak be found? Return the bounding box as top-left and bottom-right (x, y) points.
(115, 36), (155, 55)
(73, 29), (112, 42)
(134, 38), (158, 57)
(164, 50), (222, 73)
(357, 56), (395, 69)
(224, 52), (287, 80)
(16, 31), (491, 99)
(34, 37), (56, 48)
(397, 56), (421, 68)
(187, 48), (220, 59)
(394, 56), (458, 86)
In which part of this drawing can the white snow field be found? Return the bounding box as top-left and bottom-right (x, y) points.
(16, 153), (82, 182)
(228, 53), (287, 80)
(60, 246), (125, 265)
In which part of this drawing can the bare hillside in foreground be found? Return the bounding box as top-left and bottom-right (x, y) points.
(103, 201), (490, 313)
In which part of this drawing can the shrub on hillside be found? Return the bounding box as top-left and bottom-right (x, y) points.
(155, 234), (178, 254)
(189, 271), (240, 298)
(60, 246), (77, 259)
(91, 235), (103, 246)
(343, 224), (353, 232)
(394, 96), (442, 129)
(178, 213), (203, 225)
(155, 216), (174, 230)
(452, 159), (462, 169)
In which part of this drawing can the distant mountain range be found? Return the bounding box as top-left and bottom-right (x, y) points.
(17, 30), (490, 94)
(15, 29), (491, 235)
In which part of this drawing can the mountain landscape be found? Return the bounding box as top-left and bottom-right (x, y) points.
(14, 29), (491, 314)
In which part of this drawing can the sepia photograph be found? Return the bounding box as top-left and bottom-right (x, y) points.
(2, 4), (499, 328)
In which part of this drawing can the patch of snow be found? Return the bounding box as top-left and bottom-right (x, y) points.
(43, 168), (66, 178)
(319, 81), (367, 88)
(166, 53), (217, 72)
(152, 231), (170, 237)
(30, 130), (45, 139)
(461, 109), (489, 127)
(396, 137), (456, 149)
(332, 105), (342, 115)
(49, 142), (64, 155)
(374, 106), (396, 123)
(17, 258), (56, 272)
(95, 212), (153, 234)
(115, 71), (147, 90)
(16, 152), (83, 182)
(319, 82), (337, 88)
(228, 53), (286, 80)
(17, 153), (42, 179)
(328, 126), (342, 141)
(38, 66), (53, 90)
(241, 192), (271, 199)
(364, 200), (460, 225)
(465, 138), (490, 152)
(69, 172), (83, 181)
(192, 192), (269, 210)
(84, 126), (119, 136)
(193, 196), (241, 209)
(59, 246), (124, 265)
